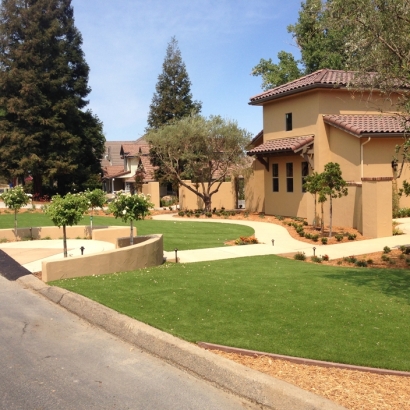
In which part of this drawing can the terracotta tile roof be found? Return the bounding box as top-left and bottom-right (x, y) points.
(323, 114), (408, 137)
(121, 143), (150, 157)
(102, 165), (128, 179)
(249, 69), (359, 105)
(249, 130), (264, 147)
(247, 135), (314, 156)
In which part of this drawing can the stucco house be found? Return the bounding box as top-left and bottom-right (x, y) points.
(246, 69), (410, 238)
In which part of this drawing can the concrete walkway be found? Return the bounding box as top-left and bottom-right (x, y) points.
(154, 213), (410, 263)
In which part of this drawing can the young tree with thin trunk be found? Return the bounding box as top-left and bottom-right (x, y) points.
(45, 193), (89, 257)
(321, 162), (348, 238)
(0, 186), (30, 239)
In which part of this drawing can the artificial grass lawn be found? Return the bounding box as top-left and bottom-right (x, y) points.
(52, 255), (410, 371)
(0, 213), (253, 251)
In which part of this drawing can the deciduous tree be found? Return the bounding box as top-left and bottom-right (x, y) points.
(147, 115), (251, 212)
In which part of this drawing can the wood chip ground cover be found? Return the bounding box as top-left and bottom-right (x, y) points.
(213, 351), (410, 410)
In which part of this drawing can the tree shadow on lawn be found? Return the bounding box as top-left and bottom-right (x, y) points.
(323, 268), (410, 304)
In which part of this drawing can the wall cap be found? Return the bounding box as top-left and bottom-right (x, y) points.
(361, 177), (393, 182)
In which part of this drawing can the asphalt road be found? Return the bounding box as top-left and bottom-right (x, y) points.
(0, 276), (256, 410)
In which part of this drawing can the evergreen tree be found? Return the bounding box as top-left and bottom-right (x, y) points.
(0, 0), (105, 195)
(147, 37), (202, 130)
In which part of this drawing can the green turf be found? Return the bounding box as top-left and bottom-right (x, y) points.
(0, 213), (253, 251)
(52, 255), (410, 371)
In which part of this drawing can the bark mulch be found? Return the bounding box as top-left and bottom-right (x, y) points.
(213, 351), (410, 410)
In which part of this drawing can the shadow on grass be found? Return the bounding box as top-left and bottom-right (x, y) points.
(324, 268), (410, 304)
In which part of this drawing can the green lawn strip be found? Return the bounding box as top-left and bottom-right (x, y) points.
(52, 255), (410, 371)
(0, 213), (253, 251)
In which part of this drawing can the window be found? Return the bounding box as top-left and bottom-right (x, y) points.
(272, 163), (279, 192)
(286, 163), (293, 192)
(301, 161), (309, 192)
(285, 113), (292, 131)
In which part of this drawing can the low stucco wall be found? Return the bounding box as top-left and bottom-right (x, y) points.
(42, 234), (163, 282)
(0, 225), (134, 242)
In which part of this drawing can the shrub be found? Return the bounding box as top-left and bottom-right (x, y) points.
(321, 237), (328, 245)
(381, 254), (390, 262)
(294, 252), (306, 261)
(312, 234), (319, 242)
(347, 233), (357, 240)
(355, 260), (368, 267)
(304, 233), (312, 239)
(0, 238), (8, 243)
(311, 255), (322, 263)
(298, 231), (305, 237)
(194, 212), (201, 218)
(322, 254), (329, 261)
(244, 211), (249, 218)
(234, 236), (259, 245)
(383, 246), (391, 254)
(276, 215), (284, 221)
(178, 210), (185, 217)
(344, 256), (357, 264)
(399, 253), (405, 260)
(366, 259), (373, 265)
(303, 220), (308, 226)
(258, 212), (265, 218)
(335, 234), (344, 242)
(205, 212), (212, 218)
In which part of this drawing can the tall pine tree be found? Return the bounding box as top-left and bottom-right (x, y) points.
(147, 37), (201, 130)
(0, 0), (105, 195)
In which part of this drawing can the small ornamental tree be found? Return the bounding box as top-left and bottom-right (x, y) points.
(321, 162), (348, 238)
(0, 186), (30, 239)
(108, 192), (154, 245)
(45, 193), (89, 257)
(303, 171), (323, 229)
(84, 189), (106, 231)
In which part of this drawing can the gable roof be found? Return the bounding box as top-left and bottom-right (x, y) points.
(323, 114), (408, 137)
(249, 69), (358, 106)
(247, 135), (314, 156)
(101, 141), (130, 167)
(120, 142), (150, 157)
(102, 165), (128, 179)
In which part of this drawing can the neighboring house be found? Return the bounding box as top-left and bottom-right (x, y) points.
(102, 138), (160, 207)
(246, 69), (410, 238)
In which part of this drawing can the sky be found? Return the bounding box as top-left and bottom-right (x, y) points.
(71, 0), (302, 142)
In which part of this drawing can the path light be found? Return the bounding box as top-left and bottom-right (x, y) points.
(271, 239), (275, 246)
(175, 248), (178, 263)
(80, 246), (85, 255)
(313, 247), (316, 256)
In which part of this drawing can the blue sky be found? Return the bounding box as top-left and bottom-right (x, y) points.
(71, 0), (302, 141)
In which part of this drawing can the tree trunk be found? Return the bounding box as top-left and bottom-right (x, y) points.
(14, 209), (18, 240)
(130, 220), (134, 245)
(329, 196), (333, 238)
(203, 195), (212, 213)
(320, 202), (324, 235)
(314, 193), (317, 228)
(32, 174), (42, 197)
(63, 225), (67, 258)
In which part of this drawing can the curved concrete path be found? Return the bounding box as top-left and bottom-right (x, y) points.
(154, 214), (410, 263)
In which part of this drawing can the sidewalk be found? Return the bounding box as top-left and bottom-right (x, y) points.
(153, 214), (410, 263)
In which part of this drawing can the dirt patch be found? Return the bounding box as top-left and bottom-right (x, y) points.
(212, 350), (410, 410)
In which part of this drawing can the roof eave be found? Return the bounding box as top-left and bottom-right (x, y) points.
(249, 84), (343, 106)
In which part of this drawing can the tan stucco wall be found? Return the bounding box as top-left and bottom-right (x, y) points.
(263, 155), (308, 218)
(42, 234), (163, 282)
(179, 181), (236, 210)
(362, 179), (393, 238)
(142, 181), (160, 208)
(0, 225), (133, 242)
(245, 159), (265, 212)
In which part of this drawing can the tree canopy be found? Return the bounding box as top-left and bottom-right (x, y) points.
(0, 0), (105, 195)
(147, 115), (251, 211)
(146, 37), (202, 130)
(252, 0), (349, 89)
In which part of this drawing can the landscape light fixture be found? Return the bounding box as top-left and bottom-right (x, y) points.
(271, 239), (275, 246)
(175, 248), (178, 263)
(313, 246), (316, 256)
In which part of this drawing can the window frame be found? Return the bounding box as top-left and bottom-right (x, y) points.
(272, 163), (279, 192)
(285, 113), (292, 131)
(286, 162), (294, 192)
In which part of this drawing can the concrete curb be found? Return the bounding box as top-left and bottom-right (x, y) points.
(17, 275), (346, 410)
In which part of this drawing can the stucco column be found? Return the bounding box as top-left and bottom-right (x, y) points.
(361, 177), (393, 238)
